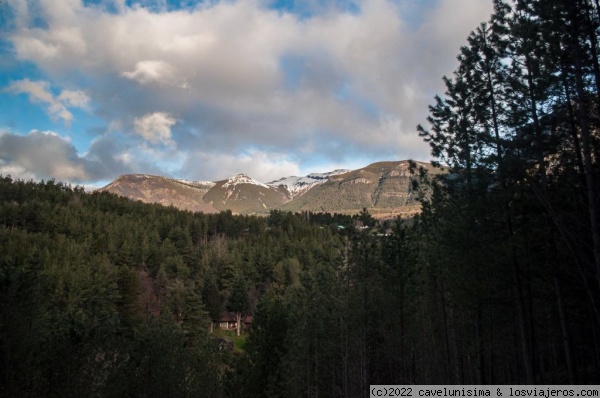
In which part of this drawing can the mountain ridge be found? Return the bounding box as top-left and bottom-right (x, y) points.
(266, 169), (350, 198)
(101, 160), (441, 217)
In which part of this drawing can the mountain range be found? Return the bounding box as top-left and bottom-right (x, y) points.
(101, 160), (440, 217)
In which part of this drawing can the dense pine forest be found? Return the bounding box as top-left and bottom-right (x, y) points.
(3, 0), (600, 396)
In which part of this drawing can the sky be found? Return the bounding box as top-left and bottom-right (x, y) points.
(0, 0), (493, 188)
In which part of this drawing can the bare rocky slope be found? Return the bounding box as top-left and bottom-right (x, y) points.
(279, 160), (438, 217)
(101, 160), (441, 216)
(102, 174), (219, 213)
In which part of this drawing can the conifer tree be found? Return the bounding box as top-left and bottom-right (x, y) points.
(227, 273), (250, 336)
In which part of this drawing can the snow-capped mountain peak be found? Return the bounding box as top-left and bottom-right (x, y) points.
(223, 173), (269, 189)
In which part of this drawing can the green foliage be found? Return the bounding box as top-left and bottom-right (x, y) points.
(244, 294), (291, 398)
(227, 274), (250, 315)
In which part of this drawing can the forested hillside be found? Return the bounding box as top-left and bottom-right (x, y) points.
(2, 0), (600, 396)
(0, 176), (375, 397)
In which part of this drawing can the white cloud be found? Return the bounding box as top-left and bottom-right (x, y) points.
(58, 89), (90, 108)
(12, 37), (60, 59)
(133, 112), (177, 145)
(5, 0), (493, 182)
(7, 79), (54, 104)
(5, 79), (90, 123)
(122, 60), (176, 85)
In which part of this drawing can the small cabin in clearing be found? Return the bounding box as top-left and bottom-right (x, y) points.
(213, 312), (253, 331)
(216, 313), (237, 330)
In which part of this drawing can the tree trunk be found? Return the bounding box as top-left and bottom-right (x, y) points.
(559, 59), (586, 182)
(554, 276), (577, 383)
(583, 0), (600, 100)
(476, 303), (485, 384)
(506, 204), (535, 384)
(343, 237), (350, 398)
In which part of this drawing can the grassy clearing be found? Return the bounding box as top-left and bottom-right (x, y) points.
(212, 328), (249, 352)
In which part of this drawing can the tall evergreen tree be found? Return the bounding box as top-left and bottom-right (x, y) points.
(227, 273), (250, 337)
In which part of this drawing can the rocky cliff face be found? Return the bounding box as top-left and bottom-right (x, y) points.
(101, 160), (442, 216)
(280, 160), (439, 217)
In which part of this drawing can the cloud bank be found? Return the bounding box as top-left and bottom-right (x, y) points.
(2, 0), (493, 183)
(0, 129), (127, 183)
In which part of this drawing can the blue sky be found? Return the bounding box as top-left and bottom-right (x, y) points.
(0, 0), (492, 188)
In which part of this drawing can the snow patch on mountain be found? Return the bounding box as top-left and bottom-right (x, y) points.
(174, 179), (216, 189)
(223, 173), (269, 189)
(307, 169), (350, 179)
(267, 169), (349, 197)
